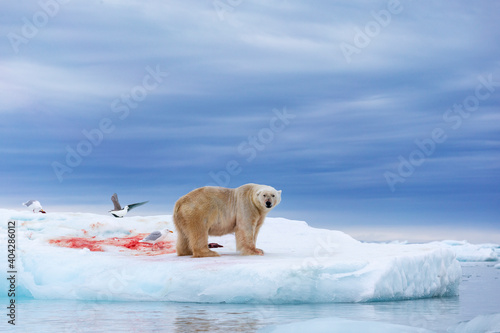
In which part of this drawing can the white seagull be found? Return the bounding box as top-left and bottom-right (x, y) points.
(139, 228), (174, 251)
(23, 200), (46, 213)
(109, 193), (148, 218)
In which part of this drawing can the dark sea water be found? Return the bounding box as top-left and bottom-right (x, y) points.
(3, 262), (499, 332)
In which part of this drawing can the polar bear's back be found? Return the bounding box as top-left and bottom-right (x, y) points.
(174, 186), (239, 236)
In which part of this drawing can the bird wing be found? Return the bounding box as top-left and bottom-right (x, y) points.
(143, 230), (161, 241)
(127, 201), (149, 211)
(111, 193), (122, 211)
(23, 200), (36, 207)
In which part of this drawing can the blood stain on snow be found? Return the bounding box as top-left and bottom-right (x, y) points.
(49, 237), (104, 252)
(49, 234), (176, 256)
(90, 222), (104, 229)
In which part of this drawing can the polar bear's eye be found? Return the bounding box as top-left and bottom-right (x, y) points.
(272, 195), (275, 197)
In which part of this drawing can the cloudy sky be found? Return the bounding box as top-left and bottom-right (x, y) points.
(1, 0), (499, 242)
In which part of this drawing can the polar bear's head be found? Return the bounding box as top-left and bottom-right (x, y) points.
(254, 186), (282, 210)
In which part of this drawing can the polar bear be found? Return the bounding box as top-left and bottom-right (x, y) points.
(173, 183), (281, 258)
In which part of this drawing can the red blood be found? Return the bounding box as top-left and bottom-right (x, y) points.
(49, 238), (104, 252)
(90, 222), (104, 230)
(49, 233), (176, 255)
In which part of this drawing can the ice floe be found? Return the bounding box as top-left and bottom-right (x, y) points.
(0, 209), (467, 304)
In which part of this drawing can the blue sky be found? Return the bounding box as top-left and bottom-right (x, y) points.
(1, 1), (499, 242)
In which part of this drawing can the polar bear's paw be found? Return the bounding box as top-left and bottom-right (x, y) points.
(241, 248), (264, 256)
(192, 249), (221, 258)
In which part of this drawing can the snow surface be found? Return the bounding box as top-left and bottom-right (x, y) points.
(0, 209), (480, 303)
(434, 240), (499, 262)
(387, 240), (499, 262)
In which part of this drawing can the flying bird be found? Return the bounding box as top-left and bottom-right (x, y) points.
(109, 193), (148, 218)
(139, 228), (173, 251)
(23, 200), (46, 213)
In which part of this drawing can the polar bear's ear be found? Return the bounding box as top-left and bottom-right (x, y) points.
(277, 190), (282, 197)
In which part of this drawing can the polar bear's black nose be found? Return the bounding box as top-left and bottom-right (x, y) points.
(266, 201), (272, 208)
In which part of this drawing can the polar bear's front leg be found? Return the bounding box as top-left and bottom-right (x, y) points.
(235, 225), (264, 255)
